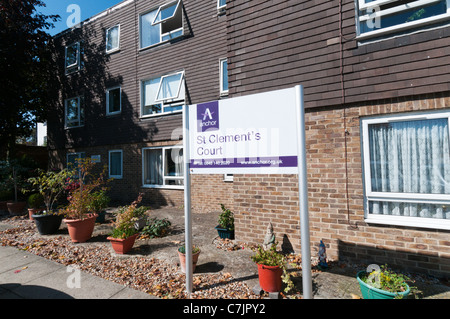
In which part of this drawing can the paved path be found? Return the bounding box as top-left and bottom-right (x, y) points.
(0, 245), (156, 299)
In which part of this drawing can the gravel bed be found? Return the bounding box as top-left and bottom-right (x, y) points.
(0, 215), (262, 299)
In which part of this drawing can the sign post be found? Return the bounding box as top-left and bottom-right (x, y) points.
(183, 85), (312, 298)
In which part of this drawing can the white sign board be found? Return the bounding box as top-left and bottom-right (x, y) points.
(188, 87), (299, 174)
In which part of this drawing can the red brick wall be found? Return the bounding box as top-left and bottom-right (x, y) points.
(233, 92), (450, 277)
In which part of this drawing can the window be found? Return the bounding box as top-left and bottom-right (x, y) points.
(361, 111), (450, 230)
(140, 1), (183, 49)
(67, 152), (85, 177)
(356, 0), (450, 40)
(141, 71), (185, 116)
(143, 146), (184, 188)
(65, 97), (84, 128)
(220, 59), (228, 95)
(109, 150), (123, 179)
(65, 42), (80, 73)
(106, 86), (121, 115)
(218, 0), (226, 10)
(106, 25), (120, 53)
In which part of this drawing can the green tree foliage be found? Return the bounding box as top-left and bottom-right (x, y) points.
(0, 0), (59, 158)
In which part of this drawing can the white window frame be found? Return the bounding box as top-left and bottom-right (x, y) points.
(218, 0), (227, 10)
(219, 58), (229, 96)
(106, 86), (122, 116)
(139, 2), (184, 50)
(141, 71), (185, 118)
(109, 150), (123, 179)
(355, 0), (450, 40)
(223, 174), (233, 182)
(65, 42), (80, 73)
(64, 96), (83, 128)
(142, 146), (184, 190)
(155, 71), (185, 103)
(361, 111), (450, 230)
(106, 24), (120, 54)
(152, 0), (182, 25)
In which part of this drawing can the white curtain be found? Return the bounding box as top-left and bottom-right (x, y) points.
(368, 118), (450, 219)
(145, 149), (162, 185)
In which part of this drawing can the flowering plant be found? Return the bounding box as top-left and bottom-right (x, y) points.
(359, 264), (413, 297)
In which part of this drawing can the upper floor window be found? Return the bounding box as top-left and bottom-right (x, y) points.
(140, 0), (183, 49)
(106, 25), (120, 53)
(141, 71), (185, 117)
(65, 96), (84, 128)
(106, 86), (121, 115)
(356, 0), (450, 40)
(220, 58), (228, 95)
(218, 0), (226, 9)
(361, 111), (450, 230)
(65, 42), (80, 73)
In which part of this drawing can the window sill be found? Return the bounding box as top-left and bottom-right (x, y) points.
(106, 48), (120, 55)
(142, 185), (184, 190)
(140, 110), (183, 119)
(365, 214), (450, 231)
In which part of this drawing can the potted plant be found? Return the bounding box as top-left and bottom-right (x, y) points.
(1, 160), (29, 216)
(215, 203), (235, 239)
(28, 168), (73, 235)
(88, 190), (110, 223)
(61, 158), (108, 243)
(107, 194), (145, 254)
(27, 193), (44, 220)
(251, 244), (293, 293)
(357, 265), (413, 299)
(178, 244), (201, 273)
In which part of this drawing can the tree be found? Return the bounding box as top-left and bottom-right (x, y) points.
(0, 0), (59, 159)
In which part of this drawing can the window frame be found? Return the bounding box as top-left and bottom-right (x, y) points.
(218, 0), (227, 10)
(152, 0), (182, 25)
(106, 24), (121, 54)
(139, 2), (184, 50)
(142, 146), (184, 189)
(65, 42), (80, 73)
(106, 86), (122, 116)
(355, 0), (450, 41)
(155, 70), (185, 103)
(109, 149), (123, 179)
(64, 96), (83, 129)
(140, 71), (185, 118)
(361, 110), (450, 230)
(219, 58), (229, 96)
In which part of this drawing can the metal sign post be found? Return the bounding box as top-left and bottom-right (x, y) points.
(295, 85), (313, 299)
(182, 104), (193, 294)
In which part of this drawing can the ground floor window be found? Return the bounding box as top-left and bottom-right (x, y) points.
(142, 146), (184, 188)
(362, 111), (450, 230)
(109, 150), (123, 179)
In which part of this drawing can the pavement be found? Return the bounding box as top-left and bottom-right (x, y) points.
(1, 206), (449, 299)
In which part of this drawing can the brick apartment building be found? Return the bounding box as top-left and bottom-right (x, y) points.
(48, 0), (450, 277)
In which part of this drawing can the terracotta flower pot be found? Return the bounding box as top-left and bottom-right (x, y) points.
(107, 233), (139, 254)
(64, 214), (98, 243)
(28, 208), (44, 220)
(7, 202), (27, 216)
(257, 263), (283, 293)
(178, 249), (201, 273)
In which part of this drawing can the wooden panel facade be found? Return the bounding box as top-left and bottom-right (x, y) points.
(226, 0), (450, 108)
(48, 0), (228, 151)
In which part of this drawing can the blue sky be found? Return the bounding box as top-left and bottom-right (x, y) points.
(40, 0), (124, 35)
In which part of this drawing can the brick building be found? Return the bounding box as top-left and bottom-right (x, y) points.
(48, 0), (450, 277)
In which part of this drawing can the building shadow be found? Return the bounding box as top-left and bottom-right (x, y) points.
(0, 283), (74, 299)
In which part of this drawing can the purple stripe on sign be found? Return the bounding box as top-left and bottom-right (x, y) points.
(190, 156), (298, 168)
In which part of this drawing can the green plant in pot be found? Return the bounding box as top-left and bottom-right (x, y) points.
(215, 203), (235, 239)
(357, 264), (416, 299)
(88, 189), (110, 223)
(27, 193), (44, 220)
(107, 194), (145, 254)
(1, 160), (30, 216)
(251, 244), (293, 294)
(177, 244), (201, 273)
(28, 168), (73, 235)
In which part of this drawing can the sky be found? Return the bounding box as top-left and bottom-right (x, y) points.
(40, 0), (125, 35)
